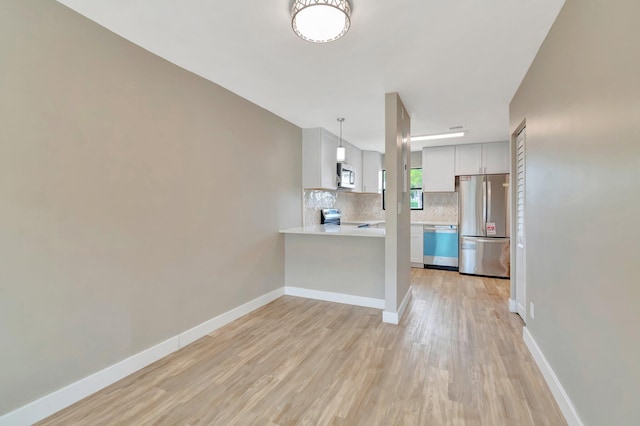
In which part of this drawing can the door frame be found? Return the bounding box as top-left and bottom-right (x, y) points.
(509, 121), (527, 321)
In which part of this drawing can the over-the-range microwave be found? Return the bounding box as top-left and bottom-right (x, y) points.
(337, 163), (355, 190)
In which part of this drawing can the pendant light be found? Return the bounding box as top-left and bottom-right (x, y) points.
(291, 0), (352, 43)
(336, 117), (347, 163)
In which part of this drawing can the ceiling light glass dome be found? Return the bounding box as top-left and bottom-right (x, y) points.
(291, 0), (351, 43)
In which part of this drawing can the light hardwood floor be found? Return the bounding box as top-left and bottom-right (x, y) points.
(39, 269), (566, 425)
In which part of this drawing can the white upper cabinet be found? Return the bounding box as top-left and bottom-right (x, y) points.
(347, 144), (363, 192)
(362, 150), (383, 193)
(303, 128), (338, 189)
(455, 144), (484, 175)
(482, 142), (510, 174)
(302, 128), (364, 191)
(422, 146), (455, 192)
(455, 142), (509, 175)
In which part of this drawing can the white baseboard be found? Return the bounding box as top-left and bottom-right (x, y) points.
(0, 287), (285, 426)
(382, 285), (413, 325)
(0, 337), (180, 426)
(509, 298), (517, 313)
(284, 286), (385, 309)
(381, 310), (398, 324)
(523, 327), (584, 426)
(179, 287), (284, 346)
(398, 285), (413, 320)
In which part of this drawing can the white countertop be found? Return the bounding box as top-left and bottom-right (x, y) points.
(344, 220), (457, 227)
(280, 224), (385, 238)
(341, 220), (385, 226)
(411, 221), (458, 226)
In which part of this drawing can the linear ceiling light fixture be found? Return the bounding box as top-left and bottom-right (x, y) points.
(291, 0), (352, 43)
(336, 118), (346, 162)
(411, 131), (466, 142)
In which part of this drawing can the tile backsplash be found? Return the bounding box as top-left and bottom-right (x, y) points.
(414, 192), (459, 223)
(303, 190), (458, 225)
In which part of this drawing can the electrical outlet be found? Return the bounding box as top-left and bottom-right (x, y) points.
(530, 302), (535, 319)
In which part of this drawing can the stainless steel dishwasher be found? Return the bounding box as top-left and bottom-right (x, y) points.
(423, 225), (459, 269)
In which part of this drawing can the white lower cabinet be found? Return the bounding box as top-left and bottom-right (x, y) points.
(410, 224), (424, 266)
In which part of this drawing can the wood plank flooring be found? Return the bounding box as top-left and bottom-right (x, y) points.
(39, 269), (566, 425)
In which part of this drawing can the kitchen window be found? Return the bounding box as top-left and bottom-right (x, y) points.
(382, 168), (424, 210)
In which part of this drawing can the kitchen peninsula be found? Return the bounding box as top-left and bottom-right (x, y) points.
(279, 224), (385, 309)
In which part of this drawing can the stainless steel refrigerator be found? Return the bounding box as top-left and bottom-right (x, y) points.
(458, 174), (510, 278)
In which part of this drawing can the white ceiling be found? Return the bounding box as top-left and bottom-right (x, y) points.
(56, 0), (565, 153)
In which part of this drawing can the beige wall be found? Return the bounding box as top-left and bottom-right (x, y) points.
(284, 234), (385, 299)
(384, 93), (411, 314)
(509, 0), (640, 424)
(0, 0), (301, 414)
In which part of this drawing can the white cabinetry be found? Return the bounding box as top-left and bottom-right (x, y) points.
(422, 146), (455, 192)
(346, 143), (363, 192)
(362, 150), (383, 193)
(411, 224), (424, 266)
(302, 128), (365, 191)
(455, 142), (509, 175)
(454, 144), (483, 175)
(303, 128), (338, 189)
(482, 142), (510, 174)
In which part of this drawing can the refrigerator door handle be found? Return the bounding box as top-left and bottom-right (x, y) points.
(487, 179), (492, 224)
(465, 237), (510, 244)
(482, 177), (487, 227)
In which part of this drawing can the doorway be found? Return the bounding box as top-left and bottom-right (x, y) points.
(514, 127), (527, 321)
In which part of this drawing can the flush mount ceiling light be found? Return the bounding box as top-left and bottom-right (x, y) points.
(291, 0), (352, 43)
(411, 131), (467, 142)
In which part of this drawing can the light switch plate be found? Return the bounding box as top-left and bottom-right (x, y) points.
(530, 302), (535, 319)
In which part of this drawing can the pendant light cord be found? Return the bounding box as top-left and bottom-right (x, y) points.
(338, 117), (345, 147)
